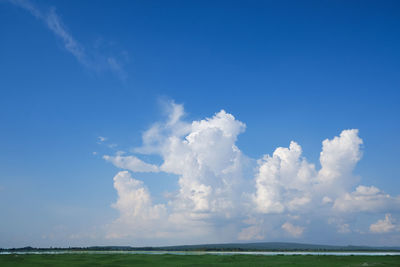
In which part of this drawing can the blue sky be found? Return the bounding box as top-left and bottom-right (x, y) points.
(1, 0), (400, 248)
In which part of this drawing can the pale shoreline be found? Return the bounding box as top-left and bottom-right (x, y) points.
(1, 251), (400, 256)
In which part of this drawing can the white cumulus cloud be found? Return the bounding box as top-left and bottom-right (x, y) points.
(101, 100), (400, 244)
(369, 214), (399, 233)
(253, 141), (316, 214)
(282, 222), (305, 237)
(104, 153), (159, 173)
(333, 185), (400, 213)
(107, 171), (166, 239)
(318, 129), (363, 186)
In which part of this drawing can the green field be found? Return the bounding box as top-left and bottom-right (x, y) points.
(0, 254), (399, 267)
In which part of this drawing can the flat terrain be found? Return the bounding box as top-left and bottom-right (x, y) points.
(0, 254), (399, 266)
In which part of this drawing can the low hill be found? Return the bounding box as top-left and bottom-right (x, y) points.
(158, 242), (400, 251)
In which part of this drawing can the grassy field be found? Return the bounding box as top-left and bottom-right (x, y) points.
(0, 254), (399, 267)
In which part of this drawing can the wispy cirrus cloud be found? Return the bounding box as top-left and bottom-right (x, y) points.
(7, 0), (127, 79)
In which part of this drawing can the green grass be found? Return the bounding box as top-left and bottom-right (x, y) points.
(0, 254), (399, 266)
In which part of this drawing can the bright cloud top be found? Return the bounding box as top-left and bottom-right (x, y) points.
(103, 101), (400, 245)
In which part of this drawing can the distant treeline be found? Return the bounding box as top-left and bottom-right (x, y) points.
(1, 242), (400, 252)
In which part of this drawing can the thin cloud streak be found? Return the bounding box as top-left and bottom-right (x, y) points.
(8, 0), (126, 79)
(45, 7), (87, 66)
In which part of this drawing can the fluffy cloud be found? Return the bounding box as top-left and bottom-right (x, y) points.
(281, 222), (305, 237)
(252, 141), (316, 214)
(251, 129), (366, 216)
(103, 101), (400, 244)
(238, 222), (265, 241)
(160, 109), (246, 215)
(318, 129), (363, 186)
(370, 214), (399, 233)
(104, 153), (159, 173)
(108, 171), (230, 244)
(111, 171), (165, 223)
(333, 186), (400, 213)
(107, 171), (167, 239)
